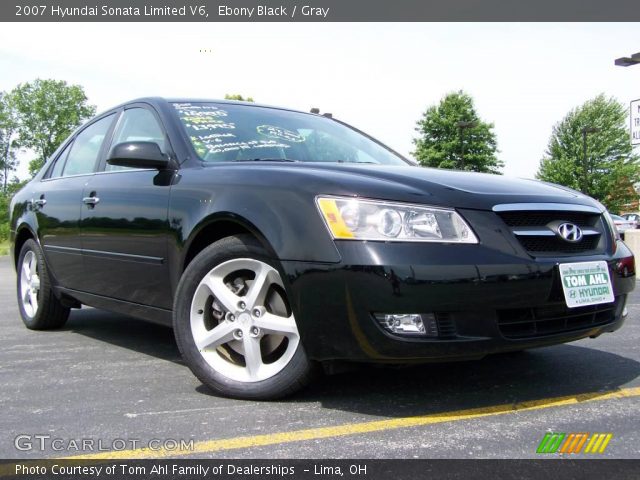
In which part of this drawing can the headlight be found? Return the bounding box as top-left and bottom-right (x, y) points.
(316, 196), (478, 243)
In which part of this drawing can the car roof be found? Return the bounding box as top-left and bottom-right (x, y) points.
(109, 97), (316, 117)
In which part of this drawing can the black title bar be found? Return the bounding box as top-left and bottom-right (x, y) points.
(3, 0), (640, 22)
(2, 459), (640, 480)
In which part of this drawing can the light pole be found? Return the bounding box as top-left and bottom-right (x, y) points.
(456, 121), (476, 170)
(581, 126), (600, 195)
(614, 52), (640, 67)
(615, 52), (639, 211)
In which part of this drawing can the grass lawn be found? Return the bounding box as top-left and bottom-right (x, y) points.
(0, 240), (10, 256)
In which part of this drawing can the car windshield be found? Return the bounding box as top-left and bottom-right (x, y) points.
(172, 102), (408, 165)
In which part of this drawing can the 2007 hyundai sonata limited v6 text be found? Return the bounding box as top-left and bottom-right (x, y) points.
(9, 98), (636, 399)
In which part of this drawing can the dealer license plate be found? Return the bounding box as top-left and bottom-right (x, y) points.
(558, 261), (614, 308)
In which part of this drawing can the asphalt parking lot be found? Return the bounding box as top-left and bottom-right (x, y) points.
(1, 256), (639, 459)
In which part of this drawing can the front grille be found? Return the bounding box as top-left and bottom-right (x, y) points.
(496, 209), (604, 257)
(435, 312), (457, 338)
(499, 211), (597, 228)
(518, 235), (600, 253)
(497, 299), (618, 339)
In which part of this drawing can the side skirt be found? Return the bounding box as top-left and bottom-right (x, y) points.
(54, 287), (173, 327)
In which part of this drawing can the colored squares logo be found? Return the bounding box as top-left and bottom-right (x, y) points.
(537, 433), (613, 454)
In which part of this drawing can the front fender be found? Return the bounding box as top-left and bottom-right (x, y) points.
(167, 166), (342, 272)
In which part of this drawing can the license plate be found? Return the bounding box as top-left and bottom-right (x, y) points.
(559, 261), (614, 308)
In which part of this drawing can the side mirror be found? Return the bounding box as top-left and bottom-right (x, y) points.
(107, 141), (170, 170)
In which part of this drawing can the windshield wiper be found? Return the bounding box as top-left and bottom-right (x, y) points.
(232, 158), (300, 163)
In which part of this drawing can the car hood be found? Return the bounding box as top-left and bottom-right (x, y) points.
(206, 162), (603, 211)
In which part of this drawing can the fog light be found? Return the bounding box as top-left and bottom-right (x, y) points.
(374, 313), (438, 337)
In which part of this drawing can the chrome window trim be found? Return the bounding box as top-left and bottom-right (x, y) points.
(95, 168), (155, 176)
(40, 168), (155, 182)
(40, 172), (95, 183)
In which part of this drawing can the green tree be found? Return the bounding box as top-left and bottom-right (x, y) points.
(0, 193), (10, 240)
(0, 91), (19, 191)
(11, 79), (96, 175)
(224, 94), (254, 102)
(537, 94), (639, 213)
(0, 178), (26, 241)
(413, 91), (502, 174)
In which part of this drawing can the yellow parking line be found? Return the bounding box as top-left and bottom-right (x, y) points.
(62, 385), (640, 460)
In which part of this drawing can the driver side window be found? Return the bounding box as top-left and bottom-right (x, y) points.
(106, 108), (167, 171)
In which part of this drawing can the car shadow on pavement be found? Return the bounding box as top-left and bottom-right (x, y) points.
(292, 345), (640, 417)
(64, 307), (183, 364)
(66, 307), (639, 417)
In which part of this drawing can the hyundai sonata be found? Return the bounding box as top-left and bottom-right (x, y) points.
(10, 98), (635, 399)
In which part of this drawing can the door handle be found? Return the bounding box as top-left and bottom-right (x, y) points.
(82, 196), (100, 206)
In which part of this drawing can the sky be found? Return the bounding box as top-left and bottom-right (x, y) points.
(0, 22), (638, 180)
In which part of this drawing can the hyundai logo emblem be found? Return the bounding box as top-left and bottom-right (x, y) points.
(557, 223), (583, 242)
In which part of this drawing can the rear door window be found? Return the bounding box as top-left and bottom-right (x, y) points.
(48, 143), (72, 179)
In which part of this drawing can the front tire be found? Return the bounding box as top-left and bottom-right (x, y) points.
(17, 239), (70, 330)
(173, 235), (315, 400)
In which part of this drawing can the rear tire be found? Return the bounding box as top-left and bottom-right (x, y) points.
(17, 239), (70, 330)
(173, 235), (316, 400)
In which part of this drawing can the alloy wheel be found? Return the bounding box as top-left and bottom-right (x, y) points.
(189, 258), (300, 382)
(20, 250), (41, 318)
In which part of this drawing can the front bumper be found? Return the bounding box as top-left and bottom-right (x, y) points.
(281, 239), (635, 362)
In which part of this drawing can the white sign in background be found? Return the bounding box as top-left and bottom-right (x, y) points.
(632, 99), (640, 146)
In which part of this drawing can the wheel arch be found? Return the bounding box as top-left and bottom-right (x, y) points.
(181, 212), (279, 273)
(13, 223), (38, 270)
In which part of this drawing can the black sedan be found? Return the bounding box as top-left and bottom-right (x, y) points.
(9, 98), (636, 399)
